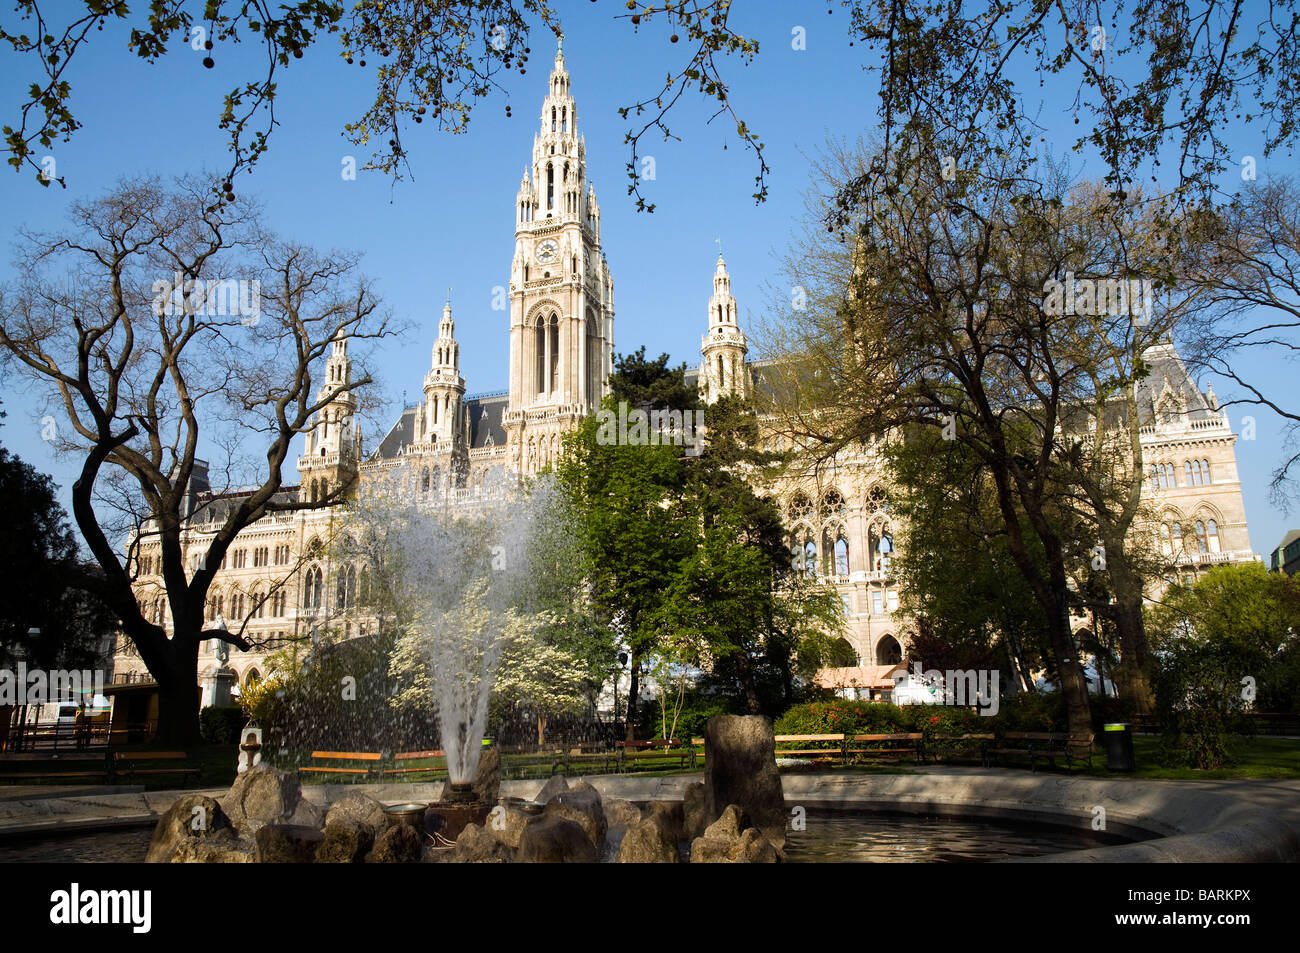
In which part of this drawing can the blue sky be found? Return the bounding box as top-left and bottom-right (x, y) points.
(0, 0), (1294, 556)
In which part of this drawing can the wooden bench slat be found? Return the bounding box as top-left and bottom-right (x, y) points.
(300, 767), (372, 774)
(308, 751), (383, 760)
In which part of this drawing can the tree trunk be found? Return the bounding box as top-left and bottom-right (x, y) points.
(736, 650), (761, 715)
(625, 651), (641, 741)
(153, 637), (203, 746)
(536, 713), (546, 746)
(1047, 595), (1093, 740)
(1107, 555), (1155, 713)
(155, 672), (202, 746)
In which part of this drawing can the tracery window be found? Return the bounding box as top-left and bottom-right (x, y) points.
(821, 488), (846, 519)
(868, 486), (889, 513)
(787, 493), (813, 522)
(303, 566), (323, 610)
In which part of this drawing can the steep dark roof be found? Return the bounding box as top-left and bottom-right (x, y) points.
(467, 394), (507, 449)
(1133, 341), (1216, 427)
(1275, 529), (1300, 553)
(374, 405), (418, 460)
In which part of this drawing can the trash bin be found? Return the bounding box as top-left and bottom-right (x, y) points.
(1103, 723), (1135, 771)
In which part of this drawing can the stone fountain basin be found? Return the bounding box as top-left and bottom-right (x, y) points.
(278, 770), (1300, 862)
(4, 771), (1296, 863)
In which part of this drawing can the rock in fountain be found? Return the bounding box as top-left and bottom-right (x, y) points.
(701, 714), (788, 850)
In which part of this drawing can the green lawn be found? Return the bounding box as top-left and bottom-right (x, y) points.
(1070, 735), (1300, 781)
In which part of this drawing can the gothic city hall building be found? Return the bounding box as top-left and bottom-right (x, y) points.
(114, 43), (1259, 705)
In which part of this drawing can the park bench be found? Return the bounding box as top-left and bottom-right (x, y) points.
(381, 749), (448, 779)
(927, 733), (994, 764)
(984, 732), (1094, 772)
(770, 733), (846, 763)
(299, 750), (383, 780)
(616, 739), (694, 771)
(847, 732), (925, 764)
(498, 744), (566, 778)
(1249, 713), (1300, 736)
(112, 751), (201, 786)
(559, 745), (617, 775)
(0, 752), (111, 784)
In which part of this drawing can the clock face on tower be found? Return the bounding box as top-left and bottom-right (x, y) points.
(535, 239), (559, 265)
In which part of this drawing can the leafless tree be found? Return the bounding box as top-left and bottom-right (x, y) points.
(0, 174), (397, 742)
(1179, 176), (1300, 510)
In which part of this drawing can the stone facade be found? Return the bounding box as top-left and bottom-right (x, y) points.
(113, 42), (1260, 700)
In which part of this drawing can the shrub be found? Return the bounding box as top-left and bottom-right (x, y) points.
(199, 705), (246, 745)
(1156, 639), (1247, 769)
(991, 691), (1063, 731)
(774, 691), (1070, 747)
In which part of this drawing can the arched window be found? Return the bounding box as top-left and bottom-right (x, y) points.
(1185, 460), (1195, 485)
(802, 539), (818, 578)
(868, 486), (888, 513)
(834, 535), (850, 576)
(1201, 459), (1211, 483)
(1172, 522), (1184, 553)
(1195, 521), (1209, 553)
(431, 466), (441, 492)
(336, 565), (357, 609)
(303, 566), (323, 609)
(585, 313), (600, 405)
(230, 592), (245, 618)
(877, 530), (894, 571)
(250, 590), (264, 619)
(359, 567), (372, 606)
(549, 314), (560, 392)
(788, 493), (813, 522)
(1159, 523), (1172, 556)
(421, 468), (430, 493)
(821, 489), (846, 519)
(535, 316), (546, 393)
(876, 634), (902, 666)
(1207, 519), (1220, 553)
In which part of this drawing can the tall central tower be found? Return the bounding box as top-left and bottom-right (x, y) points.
(504, 37), (615, 475)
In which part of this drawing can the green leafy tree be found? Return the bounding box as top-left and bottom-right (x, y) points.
(0, 424), (117, 672)
(1147, 563), (1300, 766)
(885, 426), (1050, 691)
(492, 623), (590, 744)
(558, 405), (692, 736)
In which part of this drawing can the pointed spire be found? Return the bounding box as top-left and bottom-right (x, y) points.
(713, 252), (731, 296)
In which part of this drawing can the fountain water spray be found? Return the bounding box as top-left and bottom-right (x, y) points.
(356, 464), (556, 785)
